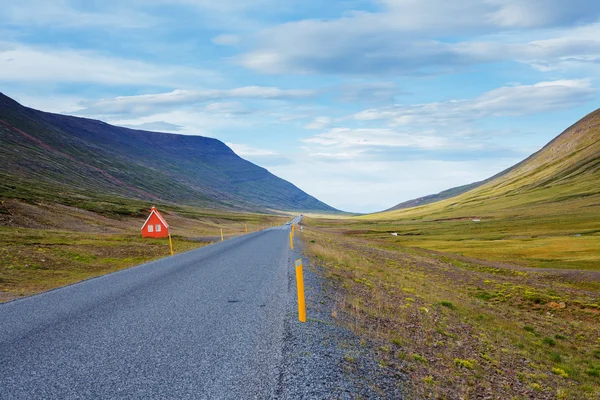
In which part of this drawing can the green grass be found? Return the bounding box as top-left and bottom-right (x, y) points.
(308, 200), (600, 271)
(0, 228), (198, 300)
(302, 224), (600, 399)
(338, 110), (600, 272)
(0, 197), (289, 302)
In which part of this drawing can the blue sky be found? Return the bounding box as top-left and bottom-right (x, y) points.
(2, 0), (599, 212)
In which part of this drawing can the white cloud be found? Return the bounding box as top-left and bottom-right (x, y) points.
(204, 102), (251, 115)
(225, 143), (276, 156)
(237, 1), (600, 75)
(1, 0), (158, 29)
(336, 81), (400, 103)
(225, 142), (294, 167)
(271, 157), (521, 212)
(0, 42), (216, 86)
(119, 121), (184, 132)
(212, 34), (240, 46)
(304, 116), (333, 130)
(76, 87), (319, 115)
(304, 128), (450, 150)
(107, 109), (250, 137)
(354, 80), (595, 125)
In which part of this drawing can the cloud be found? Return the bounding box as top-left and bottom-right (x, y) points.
(304, 116), (333, 130)
(336, 81), (400, 103)
(226, 142), (294, 167)
(270, 157), (522, 212)
(119, 121), (184, 132)
(0, 42), (216, 86)
(204, 101), (252, 116)
(237, 1), (600, 75)
(76, 87), (319, 116)
(212, 34), (240, 46)
(304, 128), (451, 150)
(226, 142), (276, 156)
(1, 0), (159, 30)
(354, 80), (595, 125)
(298, 80), (592, 169)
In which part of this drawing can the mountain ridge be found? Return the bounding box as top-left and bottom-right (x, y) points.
(0, 93), (338, 213)
(385, 107), (600, 214)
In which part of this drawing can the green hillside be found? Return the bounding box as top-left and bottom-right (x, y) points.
(0, 93), (337, 214)
(381, 108), (600, 220)
(334, 107), (599, 271)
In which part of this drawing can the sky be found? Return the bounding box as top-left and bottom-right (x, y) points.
(1, 1), (599, 213)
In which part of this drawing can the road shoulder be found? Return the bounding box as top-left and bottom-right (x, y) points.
(277, 238), (405, 399)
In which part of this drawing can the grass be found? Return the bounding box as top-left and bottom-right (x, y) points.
(0, 228), (205, 300)
(301, 223), (600, 399)
(0, 198), (289, 302)
(308, 204), (600, 271)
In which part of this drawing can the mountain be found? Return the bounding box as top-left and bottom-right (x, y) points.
(0, 93), (338, 214)
(385, 181), (484, 211)
(383, 107), (600, 217)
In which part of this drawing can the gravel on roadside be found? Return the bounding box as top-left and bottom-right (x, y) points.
(276, 240), (406, 399)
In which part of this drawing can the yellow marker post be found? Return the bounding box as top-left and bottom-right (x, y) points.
(168, 234), (174, 256)
(295, 259), (306, 322)
(289, 232), (294, 250)
(220, 228), (224, 242)
(245, 224), (248, 234)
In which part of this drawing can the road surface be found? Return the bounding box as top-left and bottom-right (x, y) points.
(0, 221), (300, 399)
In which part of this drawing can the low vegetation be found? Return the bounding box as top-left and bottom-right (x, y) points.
(301, 108), (600, 397)
(302, 219), (599, 399)
(0, 197), (287, 302)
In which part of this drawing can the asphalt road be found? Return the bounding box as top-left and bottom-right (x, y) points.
(0, 221), (300, 399)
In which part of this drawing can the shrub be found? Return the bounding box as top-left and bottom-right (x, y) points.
(454, 358), (476, 369)
(439, 301), (456, 310)
(551, 367), (569, 378)
(586, 366), (600, 378)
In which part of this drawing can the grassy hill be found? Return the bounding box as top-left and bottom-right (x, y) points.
(384, 180), (484, 211)
(386, 109), (599, 213)
(384, 108), (600, 219)
(0, 93), (337, 214)
(355, 107), (600, 270)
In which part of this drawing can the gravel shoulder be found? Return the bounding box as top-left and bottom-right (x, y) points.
(277, 237), (406, 399)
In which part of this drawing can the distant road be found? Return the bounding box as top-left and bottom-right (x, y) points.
(0, 220), (301, 399)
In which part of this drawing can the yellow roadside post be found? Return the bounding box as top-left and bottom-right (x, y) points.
(220, 228), (224, 242)
(168, 234), (174, 256)
(295, 259), (306, 322)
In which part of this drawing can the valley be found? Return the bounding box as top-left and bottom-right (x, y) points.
(297, 107), (600, 398)
(1, 94), (598, 399)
